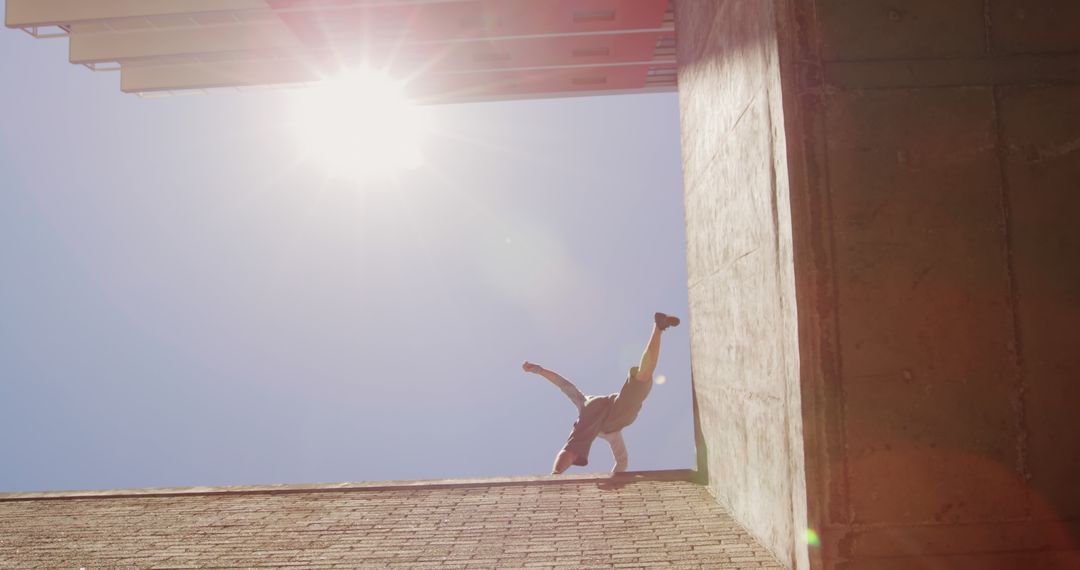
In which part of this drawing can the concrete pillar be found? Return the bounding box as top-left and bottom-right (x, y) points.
(786, 1), (1080, 568)
(679, 1), (1080, 568)
(676, 2), (809, 569)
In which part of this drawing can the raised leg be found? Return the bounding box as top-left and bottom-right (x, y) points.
(633, 313), (679, 383)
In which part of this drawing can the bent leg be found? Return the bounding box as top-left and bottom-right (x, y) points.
(551, 376), (586, 411)
(540, 369), (586, 411)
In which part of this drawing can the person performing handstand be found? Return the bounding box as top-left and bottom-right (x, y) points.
(522, 312), (680, 475)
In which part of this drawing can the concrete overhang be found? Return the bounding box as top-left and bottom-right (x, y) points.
(5, 0), (677, 100)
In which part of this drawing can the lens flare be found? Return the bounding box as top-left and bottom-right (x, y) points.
(805, 528), (821, 547)
(289, 68), (429, 184)
(655, 375), (667, 385)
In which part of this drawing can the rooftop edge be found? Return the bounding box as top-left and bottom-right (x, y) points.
(0, 468), (702, 502)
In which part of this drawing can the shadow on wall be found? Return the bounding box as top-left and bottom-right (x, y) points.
(675, 0), (775, 69)
(691, 371), (709, 480)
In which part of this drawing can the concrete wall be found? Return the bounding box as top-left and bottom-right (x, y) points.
(779, 1), (1080, 568)
(677, 2), (808, 569)
(679, 1), (1080, 568)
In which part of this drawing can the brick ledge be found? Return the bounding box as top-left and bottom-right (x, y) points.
(0, 468), (701, 502)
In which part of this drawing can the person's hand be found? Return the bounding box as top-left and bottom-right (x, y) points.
(522, 361), (541, 374)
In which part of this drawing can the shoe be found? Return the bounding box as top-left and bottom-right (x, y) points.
(655, 312), (680, 331)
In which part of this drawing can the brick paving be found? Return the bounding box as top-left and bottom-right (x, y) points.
(0, 471), (782, 569)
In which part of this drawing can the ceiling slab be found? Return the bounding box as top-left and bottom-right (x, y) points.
(8, 0), (677, 100)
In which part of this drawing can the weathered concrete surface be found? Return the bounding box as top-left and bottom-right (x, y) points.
(0, 471), (784, 569)
(677, 2), (808, 569)
(817, 0), (988, 60)
(824, 87), (1028, 526)
(777, 0), (1080, 568)
(678, 0), (1080, 568)
(998, 85), (1080, 522)
(990, 0), (1080, 54)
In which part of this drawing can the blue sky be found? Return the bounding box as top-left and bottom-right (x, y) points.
(0, 20), (692, 492)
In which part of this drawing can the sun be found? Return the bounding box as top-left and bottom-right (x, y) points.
(289, 69), (429, 183)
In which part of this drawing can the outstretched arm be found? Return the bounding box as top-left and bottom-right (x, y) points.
(601, 432), (629, 473)
(522, 361), (586, 411)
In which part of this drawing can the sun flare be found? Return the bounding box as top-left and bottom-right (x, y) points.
(289, 69), (428, 183)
